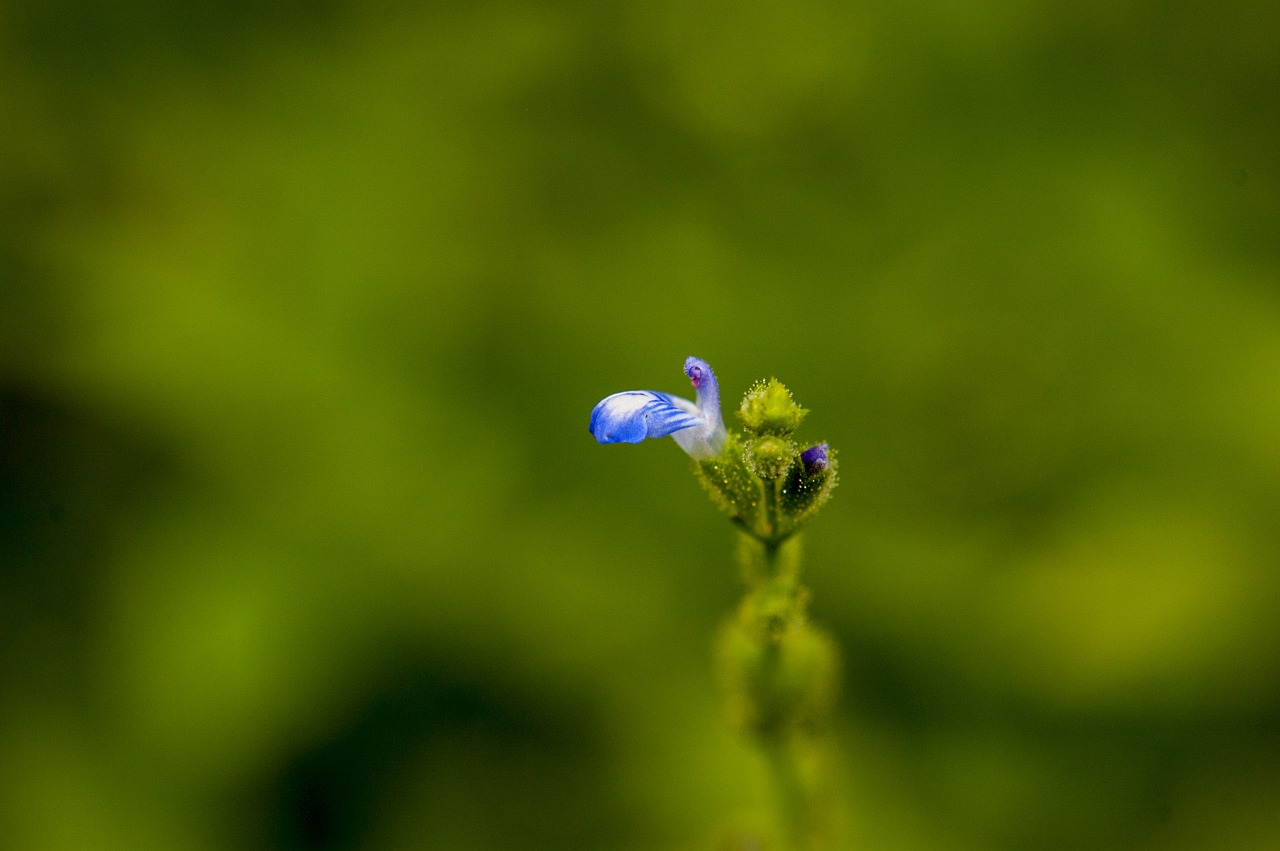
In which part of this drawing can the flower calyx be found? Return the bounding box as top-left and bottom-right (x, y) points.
(697, 377), (836, 544)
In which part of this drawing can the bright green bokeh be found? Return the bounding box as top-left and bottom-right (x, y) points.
(3, 1), (1278, 849)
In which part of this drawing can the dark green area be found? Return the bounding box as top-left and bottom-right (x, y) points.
(3, 0), (1279, 848)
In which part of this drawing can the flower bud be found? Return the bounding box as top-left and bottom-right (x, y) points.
(780, 444), (837, 522)
(737, 378), (808, 437)
(715, 615), (840, 736)
(800, 442), (829, 476)
(745, 435), (796, 481)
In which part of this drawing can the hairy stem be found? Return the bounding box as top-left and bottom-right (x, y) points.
(758, 540), (810, 848)
(762, 734), (808, 848)
(761, 477), (779, 540)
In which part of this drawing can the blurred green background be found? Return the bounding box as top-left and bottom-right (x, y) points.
(2, 0), (1279, 848)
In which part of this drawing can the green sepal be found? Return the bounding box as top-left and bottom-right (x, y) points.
(695, 432), (762, 529)
(779, 447), (838, 527)
(737, 378), (809, 437)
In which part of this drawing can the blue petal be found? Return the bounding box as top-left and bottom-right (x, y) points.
(800, 442), (830, 475)
(589, 391), (704, 445)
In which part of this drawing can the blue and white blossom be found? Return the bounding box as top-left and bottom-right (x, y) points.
(589, 356), (727, 459)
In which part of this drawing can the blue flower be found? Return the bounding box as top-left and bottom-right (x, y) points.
(589, 356), (727, 459)
(800, 442), (829, 476)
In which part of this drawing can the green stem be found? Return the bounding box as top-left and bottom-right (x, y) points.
(761, 477), (779, 540)
(757, 539), (810, 849)
(763, 734), (807, 849)
(762, 536), (781, 579)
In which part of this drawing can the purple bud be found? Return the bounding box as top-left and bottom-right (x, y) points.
(800, 443), (829, 476)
